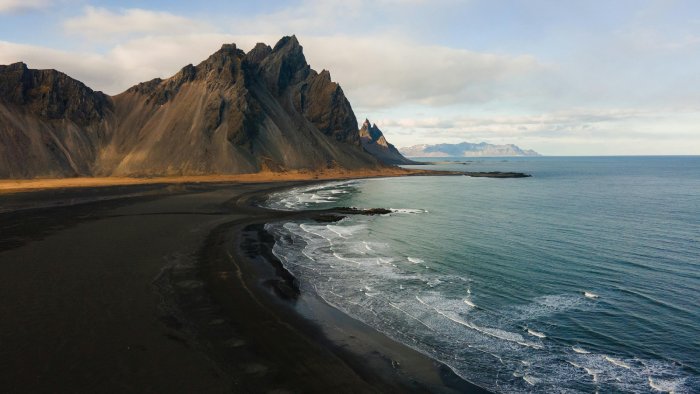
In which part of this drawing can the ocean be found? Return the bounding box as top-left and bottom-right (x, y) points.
(263, 156), (700, 393)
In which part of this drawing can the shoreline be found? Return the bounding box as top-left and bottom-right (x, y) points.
(0, 168), (530, 195)
(195, 185), (491, 393)
(0, 168), (437, 195)
(0, 176), (491, 392)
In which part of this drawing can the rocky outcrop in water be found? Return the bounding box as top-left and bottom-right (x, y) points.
(0, 36), (381, 178)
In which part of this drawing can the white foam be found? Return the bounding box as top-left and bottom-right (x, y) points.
(326, 224), (366, 238)
(508, 294), (586, 321)
(584, 291), (600, 299)
(388, 302), (434, 331)
(605, 356), (632, 369)
(264, 216), (699, 394)
(566, 360), (581, 368)
(264, 180), (360, 210)
(408, 257), (424, 264)
(390, 208), (428, 214)
(648, 376), (682, 393)
(416, 296), (543, 349)
(584, 367), (599, 383)
(572, 346), (590, 354)
(526, 328), (546, 338)
(332, 252), (359, 265)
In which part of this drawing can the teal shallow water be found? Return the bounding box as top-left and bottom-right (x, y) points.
(264, 157), (700, 393)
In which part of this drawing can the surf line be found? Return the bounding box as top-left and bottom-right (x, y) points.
(388, 302), (435, 332)
(415, 296), (543, 349)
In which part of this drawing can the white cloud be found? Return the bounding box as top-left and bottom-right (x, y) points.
(0, 35), (235, 94)
(0, 34), (284, 94)
(380, 107), (700, 155)
(0, 30), (545, 109)
(0, 0), (52, 13)
(0, 40), (120, 91)
(63, 6), (209, 39)
(18, 4), (547, 110)
(298, 35), (544, 110)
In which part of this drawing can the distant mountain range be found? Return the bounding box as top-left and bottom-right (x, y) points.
(359, 119), (416, 165)
(400, 142), (540, 157)
(0, 36), (408, 179)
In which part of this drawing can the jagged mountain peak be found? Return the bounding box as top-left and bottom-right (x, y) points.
(359, 118), (384, 142)
(220, 43), (239, 52)
(273, 35), (301, 51)
(204, 43), (246, 65)
(257, 35), (310, 95)
(0, 61), (111, 125)
(175, 64), (197, 81)
(358, 119), (415, 165)
(0, 36), (385, 178)
(4, 61), (28, 71)
(246, 43), (273, 64)
(317, 69), (332, 81)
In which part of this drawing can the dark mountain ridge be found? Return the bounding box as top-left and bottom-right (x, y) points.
(0, 36), (390, 179)
(358, 119), (416, 165)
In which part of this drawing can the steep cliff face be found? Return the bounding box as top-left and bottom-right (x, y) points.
(252, 36), (360, 144)
(358, 119), (416, 165)
(0, 36), (381, 178)
(102, 37), (376, 176)
(0, 62), (113, 178)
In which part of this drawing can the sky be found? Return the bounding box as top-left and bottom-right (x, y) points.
(1, 0), (699, 155)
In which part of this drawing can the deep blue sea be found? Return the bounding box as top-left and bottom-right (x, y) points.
(264, 157), (700, 393)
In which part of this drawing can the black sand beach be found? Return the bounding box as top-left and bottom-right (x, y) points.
(0, 181), (489, 393)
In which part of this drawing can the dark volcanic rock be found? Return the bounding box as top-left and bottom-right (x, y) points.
(358, 119), (416, 165)
(0, 62), (111, 125)
(252, 36), (361, 145)
(296, 69), (361, 144)
(333, 207), (393, 215)
(464, 172), (531, 178)
(0, 36), (380, 178)
(312, 207), (394, 223)
(258, 35), (310, 95)
(0, 62), (113, 178)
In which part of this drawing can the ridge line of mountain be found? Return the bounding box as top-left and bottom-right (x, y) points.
(0, 35), (413, 179)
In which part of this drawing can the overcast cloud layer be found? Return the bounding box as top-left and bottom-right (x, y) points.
(1, 0), (699, 155)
